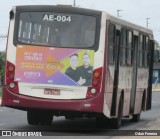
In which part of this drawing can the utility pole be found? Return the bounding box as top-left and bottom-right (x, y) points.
(73, 0), (76, 6)
(117, 10), (122, 17)
(146, 18), (150, 28)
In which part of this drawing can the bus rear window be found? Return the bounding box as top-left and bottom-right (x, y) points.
(17, 12), (97, 48)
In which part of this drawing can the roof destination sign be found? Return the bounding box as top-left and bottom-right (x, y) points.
(43, 14), (72, 22)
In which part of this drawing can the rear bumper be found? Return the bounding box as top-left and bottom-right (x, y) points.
(2, 86), (104, 113)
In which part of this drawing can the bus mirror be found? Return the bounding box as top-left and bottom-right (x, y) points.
(10, 10), (14, 20)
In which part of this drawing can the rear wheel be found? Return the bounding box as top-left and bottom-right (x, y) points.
(27, 110), (53, 125)
(27, 110), (39, 125)
(39, 111), (53, 125)
(65, 116), (74, 120)
(130, 92), (143, 122)
(130, 113), (141, 122)
(110, 97), (123, 129)
(96, 115), (110, 129)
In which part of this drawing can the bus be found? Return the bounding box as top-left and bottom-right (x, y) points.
(2, 5), (154, 129)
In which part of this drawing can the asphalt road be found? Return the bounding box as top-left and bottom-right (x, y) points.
(0, 92), (160, 137)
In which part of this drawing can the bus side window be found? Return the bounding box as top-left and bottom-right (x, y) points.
(142, 36), (146, 68)
(144, 37), (149, 68)
(138, 35), (143, 67)
(108, 23), (116, 65)
(120, 28), (127, 66)
(126, 31), (133, 66)
(138, 35), (148, 68)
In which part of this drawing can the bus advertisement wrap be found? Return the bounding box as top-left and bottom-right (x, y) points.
(15, 45), (94, 86)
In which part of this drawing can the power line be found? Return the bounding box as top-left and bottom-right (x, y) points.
(30, 0), (42, 4)
(80, 0), (92, 7)
(0, 35), (7, 38)
(0, 50), (6, 58)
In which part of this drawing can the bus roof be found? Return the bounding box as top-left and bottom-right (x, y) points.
(13, 5), (153, 38)
(14, 5), (102, 16)
(105, 13), (153, 37)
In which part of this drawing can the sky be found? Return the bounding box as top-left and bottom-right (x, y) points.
(0, 0), (160, 51)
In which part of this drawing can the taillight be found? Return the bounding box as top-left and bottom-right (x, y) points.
(5, 61), (19, 93)
(86, 67), (102, 98)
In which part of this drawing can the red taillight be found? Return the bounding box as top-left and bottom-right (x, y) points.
(93, 71), (101, 78)
(86, 67), (102, 98)
(8, 73), (14, 80)
(5, 61), (19, 94)
(92, 79), (99, 86)
(8, 66), (15, 72)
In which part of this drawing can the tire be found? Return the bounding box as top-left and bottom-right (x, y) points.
(39, 111), (53, 125)
(96, 117), (104, 128)
(27, 110), (39, 125)
(65, 116), (74, 120)
(130, 92), (143, 122)
(96, 115), (110, 129)
(110, 97), (123, 129)
(130, 113), (141, 122)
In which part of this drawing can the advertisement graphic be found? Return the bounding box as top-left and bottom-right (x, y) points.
(15, 45), (94, 86)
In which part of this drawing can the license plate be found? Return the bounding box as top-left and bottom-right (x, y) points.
(44, 89), (60, 95)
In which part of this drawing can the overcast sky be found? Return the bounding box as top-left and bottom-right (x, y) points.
(0, 0), (160, 51)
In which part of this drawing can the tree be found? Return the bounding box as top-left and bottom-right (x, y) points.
(0, 51), (6, 86)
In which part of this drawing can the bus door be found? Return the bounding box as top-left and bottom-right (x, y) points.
(146, 40), (154, 110)
(130, 33), (139, 114)
(111, 28), (121, 116)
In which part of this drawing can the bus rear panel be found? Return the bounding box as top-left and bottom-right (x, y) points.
(2, 6), (104, 116)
